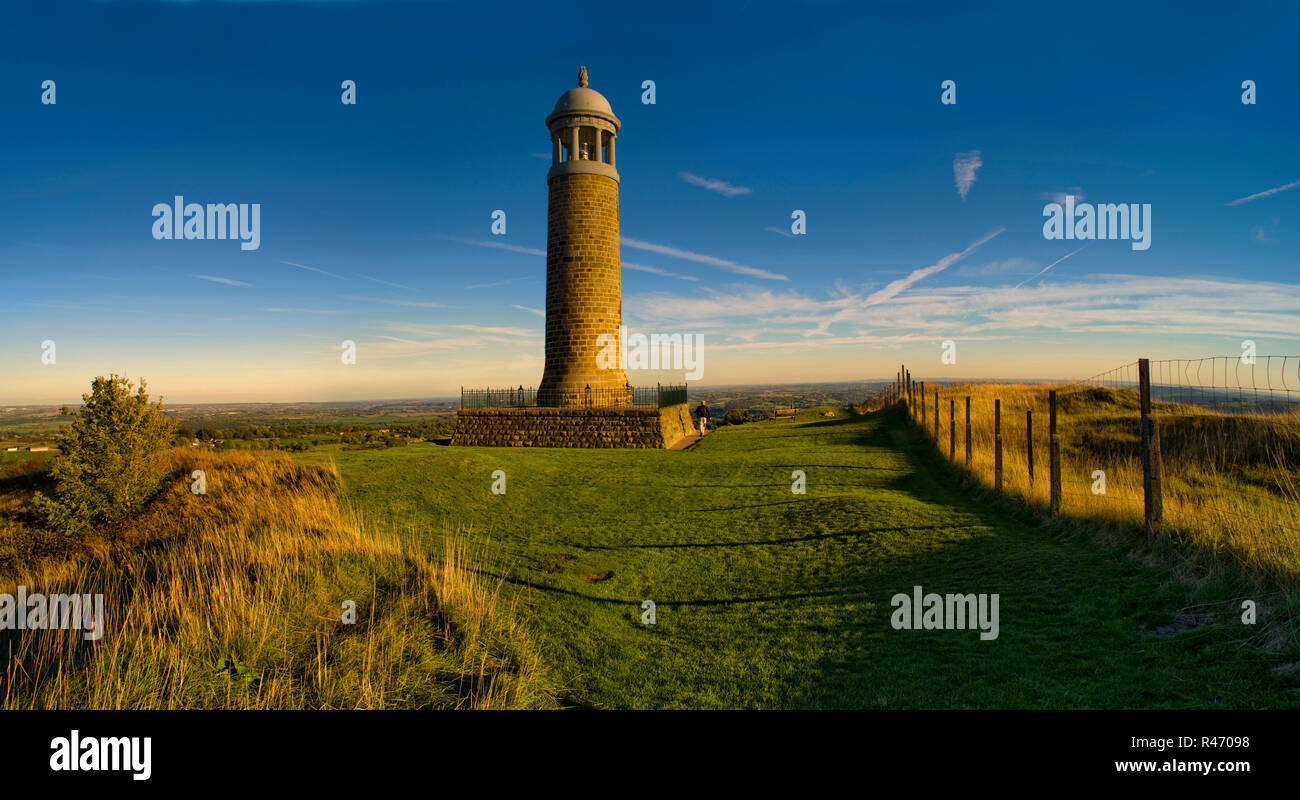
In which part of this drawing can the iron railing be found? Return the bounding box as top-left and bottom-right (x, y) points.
(460, 383), (688, 410)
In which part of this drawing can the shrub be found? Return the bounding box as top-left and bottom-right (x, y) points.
(33, 375), (177, 534)
(716, 410), (767, 427)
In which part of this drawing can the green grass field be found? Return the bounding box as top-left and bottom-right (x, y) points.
(303, 405), (1300, 709)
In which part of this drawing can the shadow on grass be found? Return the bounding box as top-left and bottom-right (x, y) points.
(579, 522), (989, 550)
(467, 565), (881, 608)
(775, 404), (1299, 708)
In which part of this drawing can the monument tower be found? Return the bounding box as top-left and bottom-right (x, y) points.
(537, 66), (632, 407)
(453, 67), (692, 449)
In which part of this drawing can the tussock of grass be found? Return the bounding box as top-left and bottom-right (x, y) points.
(1, 449), (554, 709)
(909, 383), (1300, 597)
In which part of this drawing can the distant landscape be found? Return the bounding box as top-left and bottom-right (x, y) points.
(0, 383), (886, 448)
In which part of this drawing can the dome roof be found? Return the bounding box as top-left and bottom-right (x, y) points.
(547, 67), (618, 129)
(550, 86), (614, 117)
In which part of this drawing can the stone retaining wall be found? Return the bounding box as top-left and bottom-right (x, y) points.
(452, 403), (693, 449)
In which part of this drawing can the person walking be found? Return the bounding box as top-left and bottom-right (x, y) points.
(694, 399), (712, 435)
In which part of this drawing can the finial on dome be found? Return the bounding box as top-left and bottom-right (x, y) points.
(578, 66), (588, 88)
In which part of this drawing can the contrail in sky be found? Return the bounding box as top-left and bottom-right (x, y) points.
(1013, 246), (1085, 289)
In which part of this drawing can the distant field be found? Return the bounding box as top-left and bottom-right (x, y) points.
(301, 405), (1299, 709)
(0, 384), (891, 438)
(0, 398), (458, 439)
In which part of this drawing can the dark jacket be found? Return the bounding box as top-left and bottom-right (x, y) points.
(695, 403), (711, 420)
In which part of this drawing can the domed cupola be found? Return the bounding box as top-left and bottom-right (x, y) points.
(545, 66), (620, 183)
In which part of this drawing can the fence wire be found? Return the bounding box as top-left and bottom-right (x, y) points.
(1084, 355), (1300, 413)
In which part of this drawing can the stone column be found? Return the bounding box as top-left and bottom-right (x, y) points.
(608, 133), (615, 167)
(552, 133), (561, 164)
(570, 126), (580, 161)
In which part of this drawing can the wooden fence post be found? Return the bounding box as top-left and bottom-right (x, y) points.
(964, 396), (972, 467)
(1026, 409), (1034, 486)
(1139, 358), (1164, 537)
(1049, 390), (1061, 515)
(933, 390), (939, 440)
(920, 381), (926, 427)
(949, 398), (955, 461)
(994, 398), (1002, 493)
(906, 369), (912, 413)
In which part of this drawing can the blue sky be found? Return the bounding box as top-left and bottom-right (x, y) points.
(2, 0), (1298, 403)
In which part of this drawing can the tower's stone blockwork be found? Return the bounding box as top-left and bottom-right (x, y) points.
(540, 172), (628, 404)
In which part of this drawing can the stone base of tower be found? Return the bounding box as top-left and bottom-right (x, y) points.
(452, 404), (693, 449)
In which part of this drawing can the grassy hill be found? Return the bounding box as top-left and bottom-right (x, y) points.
(1, 450), (552, 709)
(304, 405), (1300, 709)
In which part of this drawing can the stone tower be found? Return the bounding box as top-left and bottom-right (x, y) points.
(537, 66), (632, 407)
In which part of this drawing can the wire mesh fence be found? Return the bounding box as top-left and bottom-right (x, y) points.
(1083, 356), (1300, 413)
(890, 357), (1300, 589)
(460, 383), (687, 410)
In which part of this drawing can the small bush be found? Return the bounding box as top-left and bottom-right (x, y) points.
(33, 375), (177, 534)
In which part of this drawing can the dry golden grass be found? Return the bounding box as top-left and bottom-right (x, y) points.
(1, 449), (555, 709)
(907, 383), (1300, 595)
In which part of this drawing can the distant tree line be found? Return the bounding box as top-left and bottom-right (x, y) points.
(175, 418), (456, 444)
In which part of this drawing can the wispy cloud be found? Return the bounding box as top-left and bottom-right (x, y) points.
(1227, 179), (1300, 206)
(281, 260), (346, 279)
(743, 227), (1006, 335)
(680, 172), (752, 197)
(192, 274), (250, 287)
(438, 235), (546, 257)
(466, 276), (531, 290)
(352, 272), (418, 291)
(1012, 246), (1085, 288)
(958, 258), (1035, 277)
(621, 236), (787, 281)
(1038, 187), (1086, 205)
(357, 321), (545, 359)
(630, 286), (853, 326)
(262, 307), (350, 314)
(345, 295), (445, 308)
(512, 304), (545, 317)
(628, 272), (1300, 343)
(847, 227), (1003, 312)
(446, 324), (536, 338)
(953, 150), (983, 200)
(623, 262), (700, 282)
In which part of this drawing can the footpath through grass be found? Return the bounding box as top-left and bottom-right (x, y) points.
(308, 406), (1299, 709)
